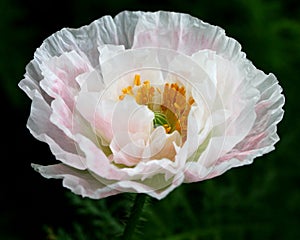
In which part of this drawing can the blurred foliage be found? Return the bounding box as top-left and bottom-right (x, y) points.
(43, 193), (130, 240)
(1, 0), (299, 239)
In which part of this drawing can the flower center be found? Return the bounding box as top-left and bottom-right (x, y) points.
(119, 74), (195, 142)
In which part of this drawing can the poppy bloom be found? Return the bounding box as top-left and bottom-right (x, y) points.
(19, 11), (284, 199)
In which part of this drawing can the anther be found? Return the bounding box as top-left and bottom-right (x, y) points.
(119, 95), (125, 100)
(134, 74), (141, 86)
(188, 97), (195, 105)
(143, 80), (150, 86)
(166, 127), (171, 133)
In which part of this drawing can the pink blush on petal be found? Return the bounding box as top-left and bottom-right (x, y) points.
(216, 132), (267, 164)
(41, 51), (93, 109)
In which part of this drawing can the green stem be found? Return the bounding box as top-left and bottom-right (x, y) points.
(121, 194), (147, 240)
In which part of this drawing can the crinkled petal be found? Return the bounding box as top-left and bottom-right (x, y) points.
(39, 51), (93, 109)
(32, 164), (120, 199)
(98, 44), (125, 64)
(76, 134), (186, 199)
(19, 61), (46, 100)
(216, 72), (284, 167)
(77, 134), (185, 182)
(75, 70), (104, 92)
(184, 66), (284, 183)
(33, 16), (118, 67)
(115, 173), (185, 200)
(27, 91), (86, 170)
(127, 11), (244, 61)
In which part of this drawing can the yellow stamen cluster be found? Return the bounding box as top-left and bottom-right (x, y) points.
(162, 82), (194, 141)
(119, 86), (133, 100)
(118, 74), (195, 142)
(135, 80), (155, 105)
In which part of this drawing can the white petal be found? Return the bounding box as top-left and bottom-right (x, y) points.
(27, 92), (86, 170)
(100, 48), (163, 88)
(75, 135), (126, 180)
(34, 16), (118, 67)
(191, 50), (218, 87)
(76, 134), (183, 182)
(19, 61), (46, 100)
(76, 70), (104, 92)
(39, 51), (93, 109)
(107, 96), (154, 166)
(216, 72), (284, 168)
(149, 127), (181, 160)
(111, 95), (154, 140)
(116, 173), (185, 200)
(75, 134), (186, 199)
(184, 64), (284, 182)
(32, 164), (120, 199)
(126, 11), (244, 60)
(98, 44), (125, 64)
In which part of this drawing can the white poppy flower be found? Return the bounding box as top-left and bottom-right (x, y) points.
(19, 11), (284, 200)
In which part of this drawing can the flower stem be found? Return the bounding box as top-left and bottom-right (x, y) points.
(121, 194), (147, 240)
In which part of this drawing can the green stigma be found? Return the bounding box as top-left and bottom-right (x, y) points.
(153, 112), (169, 128)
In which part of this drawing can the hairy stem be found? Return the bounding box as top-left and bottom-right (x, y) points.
(121, 194), (147, 240)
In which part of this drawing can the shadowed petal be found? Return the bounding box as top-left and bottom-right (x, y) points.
(32, 163), (121, 199)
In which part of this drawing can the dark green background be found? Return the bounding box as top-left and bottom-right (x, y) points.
(1, 0), (299, 239)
